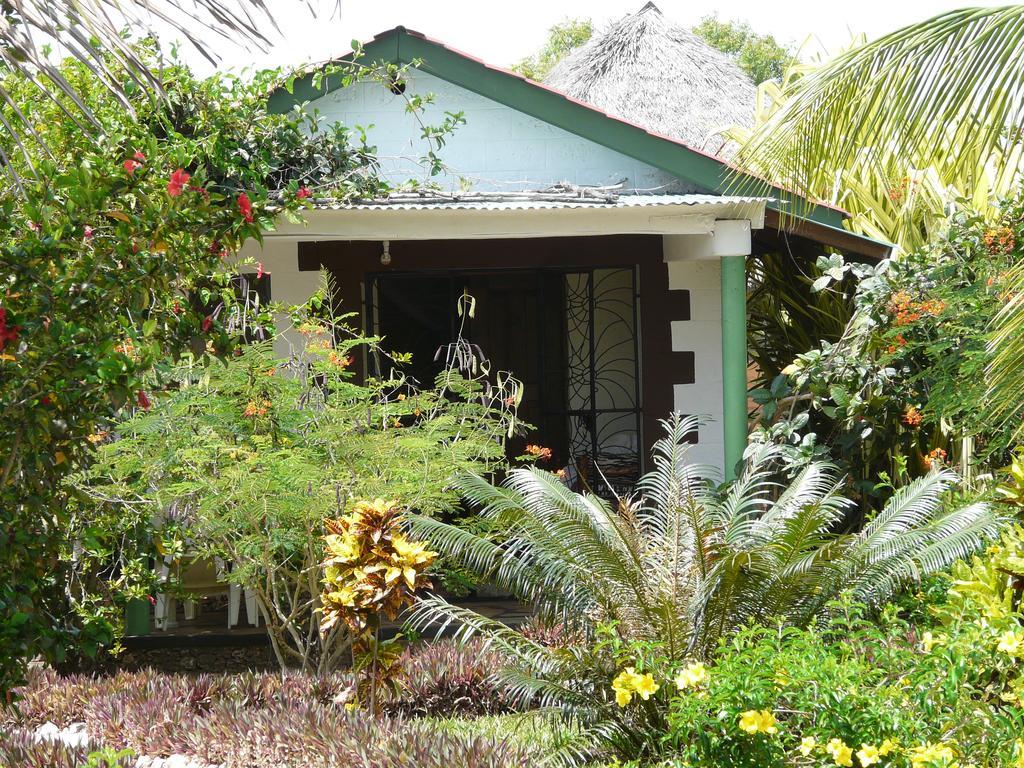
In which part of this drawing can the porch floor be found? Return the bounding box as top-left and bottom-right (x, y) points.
(124, 596), (534, 647)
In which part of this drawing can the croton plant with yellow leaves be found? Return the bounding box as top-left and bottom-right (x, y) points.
(321, 498), (437, 634)
(320, 498), (437, 711)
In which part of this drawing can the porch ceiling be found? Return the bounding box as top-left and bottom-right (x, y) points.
(267, 194), (769, 241)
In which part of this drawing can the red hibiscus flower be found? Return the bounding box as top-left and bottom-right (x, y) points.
(0, 307), (19, 349)
(167, 168), (191, 197)
(172, 301), (182, 315)
(124, 150), (146, 176)
(296, 186), (311, 199)
(202, 315), (213, 332)
(237, 192), (254, 223)
(137, 390), (151, 410)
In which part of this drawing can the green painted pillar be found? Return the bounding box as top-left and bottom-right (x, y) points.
(125, 598), (150, 636)
(721, 255), (748, 481)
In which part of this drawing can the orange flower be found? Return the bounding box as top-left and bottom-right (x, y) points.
(983, 225), (1016, 255)
(886, 333), (907, 354)
(328, 351), (353, 369)
(927, 447), (947, 466)
(889, 291), (945, 326)
(525, 444), (553, 461)
(243, 399), (270, 418)
(903, 407), (923, 427)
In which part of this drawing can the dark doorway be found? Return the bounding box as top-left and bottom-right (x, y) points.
(366, 267), (642, 499)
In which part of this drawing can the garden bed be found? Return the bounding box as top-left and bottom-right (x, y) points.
(0, 639), (538, 768)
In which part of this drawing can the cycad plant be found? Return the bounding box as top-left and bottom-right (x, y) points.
(408, 415), (999, 763)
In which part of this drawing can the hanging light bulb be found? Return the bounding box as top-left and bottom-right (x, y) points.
(380, 240), (392, 266)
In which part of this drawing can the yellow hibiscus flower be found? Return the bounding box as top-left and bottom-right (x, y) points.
(826, 738), (854, 767)
(997, 630), (1023, 657)
(857, 744), (881, 767)
(738, 709), (778, 735)
(675, 662), (708, 690)
(633, 672), (659, 700)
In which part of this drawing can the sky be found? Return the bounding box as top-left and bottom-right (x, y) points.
(175, 0), (1010, 76)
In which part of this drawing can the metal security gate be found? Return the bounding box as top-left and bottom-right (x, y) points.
(562, 268), (642, 498)
(365, 266), (642, 499)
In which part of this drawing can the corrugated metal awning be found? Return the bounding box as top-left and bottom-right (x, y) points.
(312, 193), (769, 211)
(268, 193), (770, 241)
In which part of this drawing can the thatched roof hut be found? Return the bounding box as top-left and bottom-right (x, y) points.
(545, 2), (756, 156)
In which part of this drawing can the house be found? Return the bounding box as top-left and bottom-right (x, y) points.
(244, 8), (890, 491)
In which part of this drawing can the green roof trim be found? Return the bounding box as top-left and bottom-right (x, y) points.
(269, 26), (849, 229)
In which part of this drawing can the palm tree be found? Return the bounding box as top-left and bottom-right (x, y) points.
(409, 413), (998, 659)
(0, 0), (296, 163)
(731, 6), (1024, 248)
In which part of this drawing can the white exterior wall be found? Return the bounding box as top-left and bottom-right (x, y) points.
(306, 71), (691, 194)
(237, 239), (317, 359)
(663, 237), (725, 473)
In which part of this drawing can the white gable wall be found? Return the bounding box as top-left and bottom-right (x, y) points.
(306, 71), (694, 194)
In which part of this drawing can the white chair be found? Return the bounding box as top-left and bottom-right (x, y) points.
(154, 555), (261, 630)
(228, 583), (262, 628)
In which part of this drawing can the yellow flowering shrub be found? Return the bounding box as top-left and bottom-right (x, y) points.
(611, 666), (660, 707)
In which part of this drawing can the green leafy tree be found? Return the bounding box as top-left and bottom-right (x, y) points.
(754, 186), (1024, 500)
(512, 18), (593, 81)
(0, 0), (292, 157)
(74, 310), (519, 672)
(0, 46), (387, 695)
(692, 15), (795, 85)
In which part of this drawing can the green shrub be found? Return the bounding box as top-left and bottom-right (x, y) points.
(408, 417), (1004, 764)
(759, 191), (1024, 502)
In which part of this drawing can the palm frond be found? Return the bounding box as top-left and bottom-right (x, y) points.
(858, 469), (958, 551)
(732, 6), (1024, 216)
(987, 276), (1024, 440)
